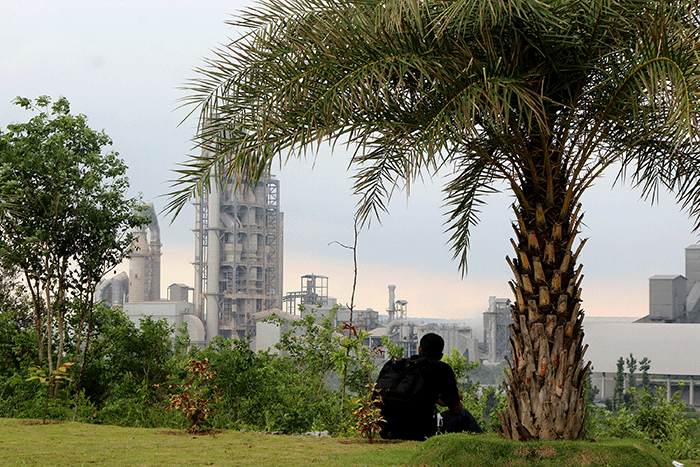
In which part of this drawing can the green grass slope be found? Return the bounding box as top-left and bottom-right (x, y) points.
(410, 433), (674, 467)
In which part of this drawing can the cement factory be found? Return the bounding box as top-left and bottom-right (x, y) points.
(96, 171), (700, 408)
(96, 174), (513, 363)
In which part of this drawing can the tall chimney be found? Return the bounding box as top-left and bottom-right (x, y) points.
(388, 285), (396, 322)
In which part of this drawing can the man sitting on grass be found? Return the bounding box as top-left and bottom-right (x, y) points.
(375, 333), (483, 440)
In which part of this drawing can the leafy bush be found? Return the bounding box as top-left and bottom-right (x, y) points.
(184, 324), (343, 435)
(97, 379), (178, 428)
(26, 361), (74, 423)
(262, 307), (345, 433)
(192, 337), (283, 431)
(80, 309), (173, 410)
(635, 389), (700, 459)
(0, 307), (35, 377)
(0, 370), (97, 423)
(592, 407), (643, 440)
(352, 384), (385, 442)
(591, 387), (700, 460)
(166, 358), (220, 432)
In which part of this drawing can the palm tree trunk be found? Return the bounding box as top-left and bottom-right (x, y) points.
(495, 201), (590, 441)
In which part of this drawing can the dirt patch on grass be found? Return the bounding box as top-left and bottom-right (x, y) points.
(571, 450), (610, 466)
(513, 444), (556, 459)
(337, 439), (398, 445)
(514, 445), (533, 457)
(535, 445), (556, 458)
(152, 429), (227, 436)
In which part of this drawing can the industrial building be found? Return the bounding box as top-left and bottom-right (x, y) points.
(251, 274), (382, 353)
(481, 296), (513, 364)
(578, 244), (700, 408)
(367, 319), (480, 362)
(100, 168), (283, 346)
(257, 279), (480, 360)
(95, 200), (530, 369)
(96, 201), (206, 346)
(95, 188), (501, 360)
(123, 286), (205, 346)
(98, 201), (162, 306)
(362, 286), (483, 361)
(283, 274), (336, 314)
(280, 274), (381, 334)
(192, 171), (283, 342)
(585, 317), (700, 408)
(252, 308), (300, 354)
(641, 244), (700, 323)
(282, 274), (379, 326)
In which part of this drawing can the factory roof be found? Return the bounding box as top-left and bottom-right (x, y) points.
(583, 317), (700, 376)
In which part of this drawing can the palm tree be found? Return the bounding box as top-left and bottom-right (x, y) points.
(168, 0), (700, 440)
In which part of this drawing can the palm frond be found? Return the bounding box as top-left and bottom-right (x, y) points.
(443, 154), (502, 274)
(170, 0), (700, 260)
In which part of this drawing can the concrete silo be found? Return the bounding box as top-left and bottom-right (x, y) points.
(128, 201), (161, 302)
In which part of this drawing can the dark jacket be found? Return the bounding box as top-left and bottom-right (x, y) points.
(378, 354), (461, 440)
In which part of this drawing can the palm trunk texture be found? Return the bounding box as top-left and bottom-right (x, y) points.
(495, 200), (590, 441)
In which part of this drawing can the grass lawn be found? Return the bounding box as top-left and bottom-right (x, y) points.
(0, 418), (416, 467)
(1, 418), (694, 467)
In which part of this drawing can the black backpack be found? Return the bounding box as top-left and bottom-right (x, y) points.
(374, 356), (431, 404)
(374, 356), (434, 439)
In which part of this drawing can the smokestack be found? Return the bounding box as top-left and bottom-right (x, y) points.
(128, 228), (149, 302)
(388, 285), (396, 322)
(142, 201), (161, 301)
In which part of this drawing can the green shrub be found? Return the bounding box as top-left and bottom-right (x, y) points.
(166, 358), (221, 433)
(590, 387), (700, 460)
(0, 371), (97, 423)
(97, 379), (179, 428)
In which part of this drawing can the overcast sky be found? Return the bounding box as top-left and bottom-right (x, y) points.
(2, 1), (698, 321)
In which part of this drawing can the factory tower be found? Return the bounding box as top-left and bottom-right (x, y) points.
(193, 171), (283, 342)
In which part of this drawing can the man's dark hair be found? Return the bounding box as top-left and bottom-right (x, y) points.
(419, 333), (444, 359)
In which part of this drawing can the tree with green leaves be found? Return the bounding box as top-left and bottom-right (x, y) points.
(613, 356), (625, 412)
(0, 96), (146, 379)
(626, 353), (637, 392)
(0, 265), (33, 376)
(169, 0), (700, 440)
(640, 357), (651, 394)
